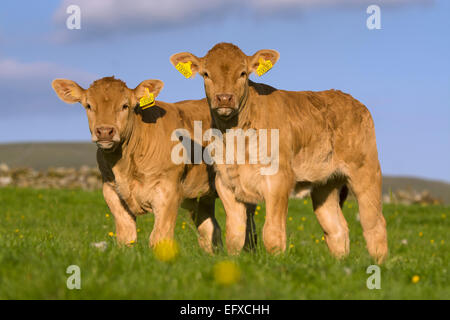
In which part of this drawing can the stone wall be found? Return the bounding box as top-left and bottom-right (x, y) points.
(0, 162), (443, 204)
(0, 163), (102, 190)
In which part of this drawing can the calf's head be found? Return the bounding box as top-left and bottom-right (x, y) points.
(170, 43), (279, 119)
(52, 77), (163, 151)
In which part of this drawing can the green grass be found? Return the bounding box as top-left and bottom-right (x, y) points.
(0, 187), (448, 299)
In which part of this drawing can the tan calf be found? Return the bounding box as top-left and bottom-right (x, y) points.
(52, 76), (224, 253)
(171, 43), (388, 263)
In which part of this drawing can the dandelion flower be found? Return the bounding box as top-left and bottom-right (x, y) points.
(213, 261), (241, 286)
(288, 217), (293, 222)
(256, 206), (261, 211)
(108, 232), (114, 237)
(153, 239), (179, 262)
(289, 244), (294, 249)
(411, 275), (420, 284)
(301, 217), (306, 222)
(430, 239), (435, 244)
(105, 213), (110, 218)
(418, 232), (423, 237)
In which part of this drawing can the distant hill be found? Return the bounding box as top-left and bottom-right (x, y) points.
(1, 142), (449, 203)
(0, 142), (98, 170)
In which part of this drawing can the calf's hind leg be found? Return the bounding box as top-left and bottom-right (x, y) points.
(186, 197), (223, 254)
(311, 182), (350, 259)
(349, 164), (388, 264)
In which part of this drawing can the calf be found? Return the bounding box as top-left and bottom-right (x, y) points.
(170, 43), (388, 263)
(52, 76), (223, 253)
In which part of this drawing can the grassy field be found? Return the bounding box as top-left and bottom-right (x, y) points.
(0, 187), (448, 299)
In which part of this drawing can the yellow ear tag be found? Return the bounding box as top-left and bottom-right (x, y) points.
(256, 58), (273, 76)
(175, 61), (193, 78)
(140, 88), (155, 109)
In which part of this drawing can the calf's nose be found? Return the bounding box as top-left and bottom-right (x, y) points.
(215, 94), (233, 105)
(95, 126), (115, 140)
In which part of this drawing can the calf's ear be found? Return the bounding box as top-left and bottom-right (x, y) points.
(169, 52), (202, 78)
(248, 49), (280, 76)
(52, 79), (85, 104)
(134, 79), (164, 99)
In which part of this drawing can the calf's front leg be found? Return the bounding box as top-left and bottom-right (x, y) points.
(216, 176), (247, 255)
(262, 175), (291, 254)
(149, 189), (181, 247)
(103, 183), (137, 245)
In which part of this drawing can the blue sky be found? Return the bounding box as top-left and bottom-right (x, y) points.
(0, 0), (449, 182)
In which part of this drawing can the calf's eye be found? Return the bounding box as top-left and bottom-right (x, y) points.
(203, 72), (209, 79)
(122, 104), (129, 110)
(86, 104), (91, 110)
(240, 71), (247, 77)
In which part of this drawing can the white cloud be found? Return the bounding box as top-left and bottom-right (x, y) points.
(252, 0), (432, 10)
(0, 57), (97, 117)
(52, 0), (432, 41)
(0, 58), (96, 88)
(52, 0), (229, 42)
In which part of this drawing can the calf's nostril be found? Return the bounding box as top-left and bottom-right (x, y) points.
(96, 127), (115, 140)
(216, 94), (233, 104)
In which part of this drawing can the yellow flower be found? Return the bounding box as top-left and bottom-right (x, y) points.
(315, 239), (320, 244)
(411, 275), (420, 284)
(19, 234), (24, 239)
(418, 232), (423, 237)
(430, 239), (435, 244)
(297, 225), (304, 231)
(129, 240), (135, 245)
(303, 200), (308, 205)
(182, 225), (185, 230)
(255, 211), (259, 216)
(256, 206), (261, 211)
(137, 228), (141, 233)
(108, 232), (114, 237)
(213, 261), (241, 286)
(153, 239), (179, 262)
(321, 236), (325, 241)
(442, 214), (447, 219)
(105, 213), (110, 218)
(14, 229), (19, 233)
(289, 243), (294, 249)
(301, 217), (307, 222)
(288, 217), (293, 222)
